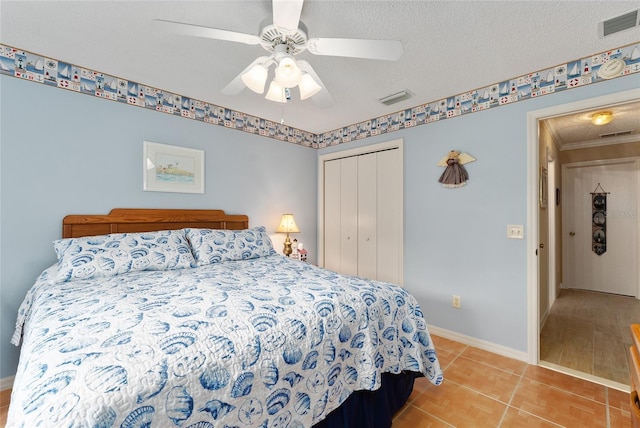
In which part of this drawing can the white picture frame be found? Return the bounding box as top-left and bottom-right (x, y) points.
(143, 141), (204, 194)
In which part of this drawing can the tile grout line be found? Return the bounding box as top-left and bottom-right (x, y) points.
(497, 365), (612, 427)
(392, 340), (465, 427)
(391, 341), (463, 428)
(444, 366), (564, 427)
(403, 403), (455, 428)
(496, 362), (526, 427)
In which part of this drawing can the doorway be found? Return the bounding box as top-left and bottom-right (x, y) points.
(542, 157), (639, 387)
(563, 159), (639, 296)
(526, 88), (640, 389)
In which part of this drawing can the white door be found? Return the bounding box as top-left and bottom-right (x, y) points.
(323, 159), (342, 273)
(377, 149), (401, 285)
(357, 153), (378, 279)
(563, 159), (639, 296)
(340, 157), (359, 276)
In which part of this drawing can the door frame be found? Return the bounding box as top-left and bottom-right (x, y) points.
(526, 88), (640, 365)
(561, 157), (640, 296)
(317, 138), (404, 271)
(547, 156), (558, 314)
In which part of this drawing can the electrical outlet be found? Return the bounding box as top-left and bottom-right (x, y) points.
(452, 295), (461, 309)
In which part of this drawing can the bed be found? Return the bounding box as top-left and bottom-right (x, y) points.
(7, 208), (443, 427)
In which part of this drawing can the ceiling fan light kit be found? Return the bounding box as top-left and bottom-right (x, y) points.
(265, 80), (287, 103)
(157, 0), (403, 107)
(299, 73), (322, 100)
(275, 56), (303, 88)
(241, 64), (269, 94)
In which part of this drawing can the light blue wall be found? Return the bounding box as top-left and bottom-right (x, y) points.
(319, 74), (639, 353)
(0, 75), (318, 379)
(1, 71), (638, 380)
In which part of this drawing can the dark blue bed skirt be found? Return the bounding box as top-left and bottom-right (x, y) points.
(313, 371), (420, 428)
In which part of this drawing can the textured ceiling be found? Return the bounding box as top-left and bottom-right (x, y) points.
(544, 101), (640, 150)
(1, 1), (639, 135)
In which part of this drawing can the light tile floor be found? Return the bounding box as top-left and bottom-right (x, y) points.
(541, 289), (640, 386)
(392, 335), (632, 428)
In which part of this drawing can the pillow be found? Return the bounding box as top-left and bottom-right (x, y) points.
(53, 229), (195, 283)
(185, 226), (276, 265)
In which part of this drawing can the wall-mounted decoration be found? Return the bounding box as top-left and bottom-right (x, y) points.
(143, 141), (204, 194)
(591, 183), (609, 255)
(539, 166), (548, 208)
(2, 41), (639, 149)
(437, 150), (476, 188)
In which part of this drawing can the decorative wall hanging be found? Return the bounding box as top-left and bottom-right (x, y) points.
(437, 150), (476, 188)
(591, 183), (609, 255)
(143, 141), (204, 194)
(539, 166), (548, 208)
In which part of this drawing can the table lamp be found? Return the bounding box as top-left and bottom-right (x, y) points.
(276, 213), (300, 256)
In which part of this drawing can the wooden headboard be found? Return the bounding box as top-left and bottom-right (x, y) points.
(62, 208), (249, 238)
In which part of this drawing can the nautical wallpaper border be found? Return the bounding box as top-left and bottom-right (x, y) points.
(1, 42), (639, 149)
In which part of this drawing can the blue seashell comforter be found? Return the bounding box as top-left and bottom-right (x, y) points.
(8, 254), (443, 427)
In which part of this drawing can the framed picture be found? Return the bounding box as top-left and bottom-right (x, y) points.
(143, 141), (204, 193)
(539, 166), (548, 209)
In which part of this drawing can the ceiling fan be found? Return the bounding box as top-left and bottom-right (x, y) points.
(155, 0), (404, 107)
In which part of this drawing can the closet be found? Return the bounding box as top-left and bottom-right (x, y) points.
(320, 140), (403, 285)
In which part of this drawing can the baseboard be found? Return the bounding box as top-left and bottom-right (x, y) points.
(428, 325), (528, 362)
(540, 308), (549, 330)
(0, 376), (14, 392)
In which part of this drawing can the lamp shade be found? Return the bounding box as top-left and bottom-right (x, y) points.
(265, 80), (287, 103)
(276, 214), (300, 233)
(298, 73), (322, 100)
(275, 56), (303, 88)
(241, 64), (268, 94)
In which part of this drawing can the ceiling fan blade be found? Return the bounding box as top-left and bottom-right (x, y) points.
(155, 19), (261, 45)
(307, 38), (404, 61)
(222, 56), (272, 95)
(272, 0), (304, 35)
(296, 60), (334, 108)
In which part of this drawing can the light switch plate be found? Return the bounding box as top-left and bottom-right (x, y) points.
(507, 224), (524, 239)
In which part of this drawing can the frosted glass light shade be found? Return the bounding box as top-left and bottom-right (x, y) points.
(265, 80), (287, 103)
(591, 111), (613, 126)
(298, 73), (321, 100)
(275, 57), (302, 88)
(241, 64), (268, 94)
(276, 214), (300, 233)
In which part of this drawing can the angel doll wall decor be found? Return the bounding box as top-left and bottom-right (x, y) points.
(437, 150), (476, 188)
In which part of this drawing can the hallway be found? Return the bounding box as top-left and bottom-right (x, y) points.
(540, 288), (640, 386)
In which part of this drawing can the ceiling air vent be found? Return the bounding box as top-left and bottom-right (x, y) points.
(599, 130), (633, 138)
(599, 9), (639, 37)
(378, 90), (412, 106)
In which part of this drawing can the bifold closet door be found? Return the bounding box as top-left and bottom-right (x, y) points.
(324, 159), (341, 273)
(340, 156), (358, 276)
(376, 149), (400, 284)
(324, 156), (358, 276)
(323, 148), (401, 284)
(357, 153), (377, 280)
